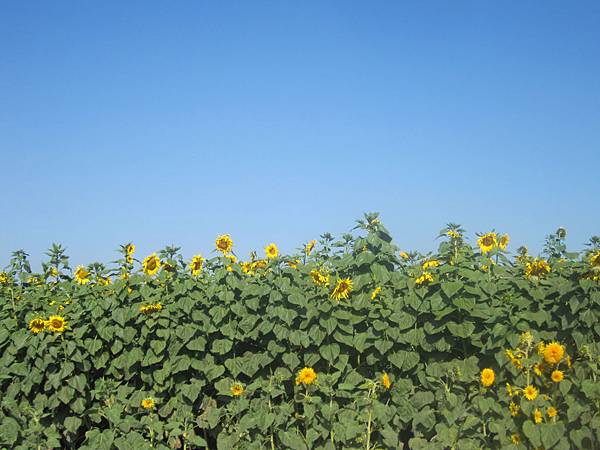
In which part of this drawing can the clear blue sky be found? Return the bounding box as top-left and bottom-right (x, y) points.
(1, 1), (599, 269)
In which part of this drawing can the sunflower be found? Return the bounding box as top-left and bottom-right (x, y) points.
(331, 278), (353, 301)
(139, 303), (163, 315)
(95, 276), (111, 286)
(547, 406), (557, 418)
(523, 385), (538, 401)
(126, 243), (136, 255)
(29, 317), (45, 334)
(533, 363), (543, 376)
(499, 234), (510, 250)
(45, 315), (67, 333)
(509, 402), (520, 417)
(295, 367), (317, 386)
(286, 259), (300, 269)
(477, 232), (498, 254)
(525, 258), (551, 279)
(590, 251), (600, 267)
(551, 369), (564, 382)
(480, 368), (495, 387)
(74, 265), (90, 285)
(0, 272), (10, 286)
(225, 254), (238, 272)
(534, 408), (543, 424)
(305, 240), (316, 256)
(50, 267), (59, 277)
(422, 259), (440, 270)
(190, 255), (204, 276)
(543, 341), (564, 365)
(399, 251), (410, 260)
(447, 230), (461, 240)
(381, 372), (392, 390)
(511, 434), (521, 444)
(310, 269), (330, 287)
(230, 383), (244, 396)
(241, 261), (253, 275)
(215, 235), (233, 254)
(142, 254), (161, 276)
(371, 287), (382, 301)
(415, 272), (434, 285)
(264, 243), (279, 259)
(141, 398), (155, 409)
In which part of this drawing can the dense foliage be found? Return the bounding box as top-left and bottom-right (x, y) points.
(1, 214), (599, 449)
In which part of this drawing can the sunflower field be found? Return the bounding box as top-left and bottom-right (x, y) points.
(1, 214), (599, 450)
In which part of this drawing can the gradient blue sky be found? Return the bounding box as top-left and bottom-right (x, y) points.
(1, 1), (599, 269)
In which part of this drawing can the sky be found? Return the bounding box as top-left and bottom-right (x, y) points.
(1, 1), (599, 269)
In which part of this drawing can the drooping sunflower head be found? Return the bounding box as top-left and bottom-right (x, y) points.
(264, 243), (279, 259)
(498, 234), (510, 250)
(330, 277), (353, 301)
(543, 341), (564, 365)
(551, 370), (564, 383)
(126, 243), (136, 255)
(480, 368), (495, 387)
(477, 232), (498, 254)
(230, 383), (244, 397)
(215, 235), (233, 254)
(523, 385), (538, 401)
(525, 258), (551, 279)
(29, 317), (46, 334)
(74, 265), (90, 285)
(45, 315), (67, 333)
(190, 255), (204, 276)
(305, 240), (317, 256)
(381, 372), (392, 390)
(141, 398), (155, 409)
(286, 259), (300, 269)
(295, 367), (317, 386)
(142, 253), (161, 276)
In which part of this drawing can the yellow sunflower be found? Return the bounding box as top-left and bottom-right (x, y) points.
(511, 433), (521, 444)
(330, 278), (353, 301)
(523, 385), (538, 401)
(286, 259), (300, 269)
(74, 265), (90, 285)
(230, 383), (244, 396)
(551, 370), (564, 383)
(126, 243), (136, 255)
(141, 398), (155, 409)
(534, 408), (543, 424)
(543, 341), (564, 365)
(525, 258), (551, 279)
(422, 259), (440, 270)
(415, 272), (434, 285)
(45, 315), (67, 333)
(590, 251), (600, 267)
(399, 251), (410, 260)
(305, 240), (316, 256)
(50, 267), (59, 277)
(0, 272), (10, 286)
(547, 406), (557, 418)
(477, 232), (498, 253)
(29, 317), (45, 334)
(371, 287), (382, 301)
(310, 269), (330, 287)
(215, 234), (233, 254)
(509, 402), (520, 417)
(142, 253), (161, 276)
(295, 367), (317, 386)
(381, 372), (392, 390)
(480, 368), (495, 387)
(190, 255), (204, 276)
(499, 234), (510, 250)
(264, 243), (279, 259)
(447, 230), (461, 239)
